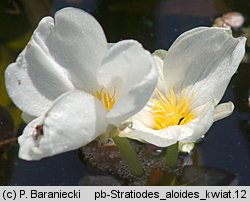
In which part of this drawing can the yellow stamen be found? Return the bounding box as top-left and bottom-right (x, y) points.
(95, 87), (116, 111)
(151, 89), (195, 130)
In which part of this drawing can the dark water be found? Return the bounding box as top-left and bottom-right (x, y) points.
(0, 0), (250, 185)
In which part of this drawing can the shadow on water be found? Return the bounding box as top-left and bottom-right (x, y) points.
(0, 0), (250, 185)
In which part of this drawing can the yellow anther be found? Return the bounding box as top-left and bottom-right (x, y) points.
(95, 87), (116, 111)
(151, 89), (195, 130)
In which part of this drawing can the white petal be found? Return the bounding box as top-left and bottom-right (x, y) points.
(124, 102), (214, 147)
(121, 111), (194, 147)
(18, 117), (44, 160)
(5, 35), (74, 116)
(163, 27), (246, 107)
(47, 7), (108, 90)
(153, 55), (166, 93)
(127, 128), (177, 147)
(180, 102), (214, 142)
(18, 90), (107, 160)
(170, 27), (231, 47)
(98, 40), (155, 95)
(97, 40), (157, 125)
(213, 101), (234, 122)
(119, 129), (146, 143)
(108, 43), (115, 49)
(131, 107), (155, 129)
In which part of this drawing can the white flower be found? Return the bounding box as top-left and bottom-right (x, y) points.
(121, 27), (246, 152)
(5, 8), (158, 160)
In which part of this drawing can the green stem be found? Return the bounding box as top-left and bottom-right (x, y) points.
(165, 142), (179, 168)
(112, 136), (144, 177)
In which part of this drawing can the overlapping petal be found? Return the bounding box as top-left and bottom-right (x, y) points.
(5, 7), (159, 161)
(18, 90), (107, 160)
(163, 27), (246, 107)
(46, 8), (108, 91)
(180, 102), (214, 142)
(5, 7), (109, 117)
(5, 40), (74, 117)
(97, 40), (158, 125)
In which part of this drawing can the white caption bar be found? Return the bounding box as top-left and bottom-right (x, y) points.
(0, 186), (248, 202)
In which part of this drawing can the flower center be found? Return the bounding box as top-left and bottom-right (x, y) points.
(95, 87), (116, 111)
(151, 89), (195, 130)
